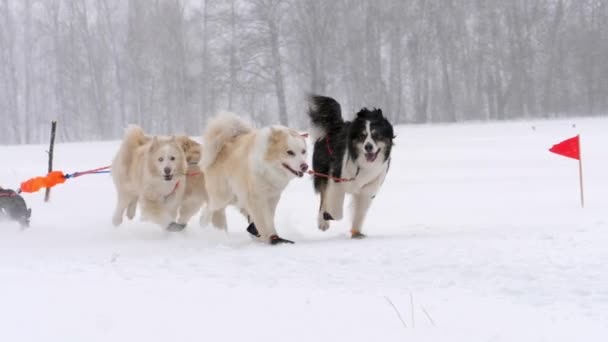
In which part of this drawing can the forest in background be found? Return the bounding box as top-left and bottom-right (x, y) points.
(1, 0), (607, 144)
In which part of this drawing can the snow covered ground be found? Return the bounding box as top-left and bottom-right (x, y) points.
(1, 117), (607, 341)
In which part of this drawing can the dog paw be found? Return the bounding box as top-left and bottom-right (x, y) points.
(318, 219), (330, 231)
(351, 231), (366, 239)
(166, 222), (187, 232)
(112, 216), (123, 227)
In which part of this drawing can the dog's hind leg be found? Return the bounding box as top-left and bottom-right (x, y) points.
(318, 181), (345, 231)
(210, 209), (227, 230)
(317, 190), (330, 231)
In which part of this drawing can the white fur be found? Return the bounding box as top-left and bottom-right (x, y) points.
(201, 115), (308, 243)
(317, 126), (390, 235)
(111, 126), (187, 229)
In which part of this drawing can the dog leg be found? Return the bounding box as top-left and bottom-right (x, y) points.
(318, 181), (345, 231)
(349, 169), (387, 238)
(268, 195), (293, 244)
(112, 192), (131, 226)
(140, 199), (173, 228)
(350, 193), (373, 238)
(246, 198), (270, 239)
(249, 194), (292, 244)
(317, 190), (330, 231)
(247, 194), (289, 244)
(126, 198), (138, 220)
(210, 209), (227, 230)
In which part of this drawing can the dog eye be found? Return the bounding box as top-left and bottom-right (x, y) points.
(302, 150), (306, 154)
(158, 157), (164, 162)
(170, 156), (176, 161)
(360, 133), (367, 139)
(287, 150), (295, 156)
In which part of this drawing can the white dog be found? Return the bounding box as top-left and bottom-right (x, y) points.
(111, 125), (187, 230)
(201, 112), (308, 244)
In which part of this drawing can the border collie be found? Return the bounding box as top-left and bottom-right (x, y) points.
(308, 95), (394, 238)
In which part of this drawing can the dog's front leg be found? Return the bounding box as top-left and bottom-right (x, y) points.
(350, 167), (388, 238)
(247, 194), (292, 245)
(350, 194), (373, 238)
(139, 197), (172, 228)
(112, 192), (133, 226)
(246, 194), (271, 240)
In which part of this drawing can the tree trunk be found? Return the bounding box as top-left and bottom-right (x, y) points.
(268, 16), (288, 126)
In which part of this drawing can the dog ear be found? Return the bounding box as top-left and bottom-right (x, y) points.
(149, 136), (159, 151)
(177, 136), (191, 151)
(269, 127), (282, 143)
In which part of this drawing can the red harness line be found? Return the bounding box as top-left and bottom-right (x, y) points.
(305, 135), (355, 183)
(306, 170), (354, 183)
(0, 192), (18, 197)
(164, 171), (201, 200)
(325, 136), (334, 155)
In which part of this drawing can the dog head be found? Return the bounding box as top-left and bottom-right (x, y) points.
(349, 108), (394, 166)
(264, 127), (309, 179)
(175, 136), (202, 165)
(146, 136), (187, 181)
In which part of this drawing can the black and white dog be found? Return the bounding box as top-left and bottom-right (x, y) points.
(307, 95), (394, 238)
(0, 187), (31, 229)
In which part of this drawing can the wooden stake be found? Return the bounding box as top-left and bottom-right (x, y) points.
(578, 135), (584, 208)
(44, 121), (57, 202)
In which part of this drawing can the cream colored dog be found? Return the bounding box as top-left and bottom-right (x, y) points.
(111, 126), (187, 230)
(172, 136), (208, 231)
(201, 112), (308, 245)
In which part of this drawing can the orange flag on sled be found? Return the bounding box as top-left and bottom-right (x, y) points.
(19, 171), (66, 193)
(549, 135), (580, 160)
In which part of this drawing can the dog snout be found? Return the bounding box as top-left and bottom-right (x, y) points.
(364, 143), (374, 152)
(163, 167), (172, 175)
(300, 163), (309, 172)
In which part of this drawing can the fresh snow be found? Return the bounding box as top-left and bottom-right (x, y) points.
(1, 118), (607, 341)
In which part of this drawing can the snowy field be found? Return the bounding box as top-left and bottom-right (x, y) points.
(1, 117), (607, 341)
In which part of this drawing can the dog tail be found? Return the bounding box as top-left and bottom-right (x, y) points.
(201, 112), (252, 169)
(307, 94), (344, 142)
(123, 124), (148, 149)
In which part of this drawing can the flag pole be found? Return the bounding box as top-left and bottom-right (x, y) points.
(578, 135), (584, 208)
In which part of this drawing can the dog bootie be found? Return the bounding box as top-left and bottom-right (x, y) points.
(166, 222), (187, 232)
(246, 222), (260, 237)
(269, 235), (294, 245)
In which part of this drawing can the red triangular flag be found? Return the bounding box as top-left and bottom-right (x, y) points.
(549, 135), (580, 160)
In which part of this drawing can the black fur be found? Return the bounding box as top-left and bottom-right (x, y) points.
(0, 187), (31, 228)
(307, 95), (394, 194)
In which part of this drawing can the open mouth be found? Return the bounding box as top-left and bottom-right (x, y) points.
(365, 148), (381, 162)
(282, 163), (304, 177)
(163, 174), (174, 181)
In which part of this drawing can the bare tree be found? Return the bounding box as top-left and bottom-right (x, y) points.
(1, 0), (607, 144)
